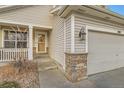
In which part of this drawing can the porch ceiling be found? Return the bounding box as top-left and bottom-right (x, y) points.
(0, 20), (52, 30)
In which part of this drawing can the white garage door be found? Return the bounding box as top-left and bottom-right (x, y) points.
(88, 30), (124, 75)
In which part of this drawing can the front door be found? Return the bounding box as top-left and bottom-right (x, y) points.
(37, 33), (46, 53)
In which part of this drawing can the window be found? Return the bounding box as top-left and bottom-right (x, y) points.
(4, 30), (28, 48)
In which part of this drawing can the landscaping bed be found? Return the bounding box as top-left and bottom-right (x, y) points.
(0, 61), (39, 88)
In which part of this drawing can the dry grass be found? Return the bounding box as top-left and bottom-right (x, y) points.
(0, 61), (39, 88)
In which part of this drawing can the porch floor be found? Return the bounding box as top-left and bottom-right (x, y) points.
(34, 53), (58, 72)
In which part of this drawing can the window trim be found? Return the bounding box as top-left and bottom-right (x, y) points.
(3, 28), (28, 48)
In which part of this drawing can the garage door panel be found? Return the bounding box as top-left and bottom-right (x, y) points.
(88, 31), (124, 75)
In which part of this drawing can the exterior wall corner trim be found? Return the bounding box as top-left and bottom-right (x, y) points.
(71, 14), (75, 53)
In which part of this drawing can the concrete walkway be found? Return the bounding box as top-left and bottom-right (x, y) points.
(37, 54), (95, 88)
(37, 54), (124, 88)
(39, 69), (96, 88)
(34, 54), (58, 72)
(39, 65), (124, 88)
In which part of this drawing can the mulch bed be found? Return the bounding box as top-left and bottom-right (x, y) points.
(0, 61), (40, 88)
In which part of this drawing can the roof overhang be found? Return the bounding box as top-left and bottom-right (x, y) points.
(58, 5), (124, 26)
(0, 5), (31, 13)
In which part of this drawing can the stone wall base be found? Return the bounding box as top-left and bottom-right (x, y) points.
(65, 53), (87, 82)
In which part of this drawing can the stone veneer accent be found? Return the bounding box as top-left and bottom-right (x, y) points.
(65, 53), (87, 82)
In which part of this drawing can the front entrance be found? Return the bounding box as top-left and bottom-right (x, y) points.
(35, 31), (47, 53)
(38, 34), (45, 53)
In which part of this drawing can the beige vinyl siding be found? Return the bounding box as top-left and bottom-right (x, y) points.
(74, 13), (124, 75)
(49, 15), (65, 67)
(65, 16), (71, 52)
(74, 17), (86, 53)
(0, 6), (53, 27)
(74, 13), (124, 53)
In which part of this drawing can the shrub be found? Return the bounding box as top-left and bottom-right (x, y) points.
(0, 81), (20, 88)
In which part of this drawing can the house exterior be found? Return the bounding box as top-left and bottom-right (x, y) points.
(0, 5), (124, 82)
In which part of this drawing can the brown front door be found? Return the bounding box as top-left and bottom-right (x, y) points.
(38, 34), (45, 53)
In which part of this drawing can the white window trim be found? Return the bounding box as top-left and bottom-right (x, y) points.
(3, 28), (28, 48)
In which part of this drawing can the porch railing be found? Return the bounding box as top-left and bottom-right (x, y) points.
(0, 48), (28, 62)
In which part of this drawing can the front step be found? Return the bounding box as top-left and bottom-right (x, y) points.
(34, 53), (49, 59)
(35, 54), (58, 72)
(34, 54), (51, 63)
(38, 61), (58, 72)
(34, 57), (52, 63)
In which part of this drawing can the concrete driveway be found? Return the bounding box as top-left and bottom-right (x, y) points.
(39, 67), (124, 88)
(89, 67), (124, 88)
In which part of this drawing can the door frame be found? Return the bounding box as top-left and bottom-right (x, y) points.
(35, 31), (47, 53)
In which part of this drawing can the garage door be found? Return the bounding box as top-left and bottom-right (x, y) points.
(88, 30), (124, 75)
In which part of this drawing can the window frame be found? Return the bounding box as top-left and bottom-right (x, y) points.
(3, 29), (28, 48)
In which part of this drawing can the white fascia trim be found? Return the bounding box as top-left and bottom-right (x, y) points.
(57, 6), (68, 16)
(0, 19), (53, 29)
(0, 6), (30, 13)
(71, 14), (75, 53)
(50, 6), (62, 14)
(0, 5), (14, 8)
(86, 5), (124, 20)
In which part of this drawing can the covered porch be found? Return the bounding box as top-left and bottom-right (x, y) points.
(0, 21), (51, 62)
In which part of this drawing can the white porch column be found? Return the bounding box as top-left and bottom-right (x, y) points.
(28, 25), (33, 60)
